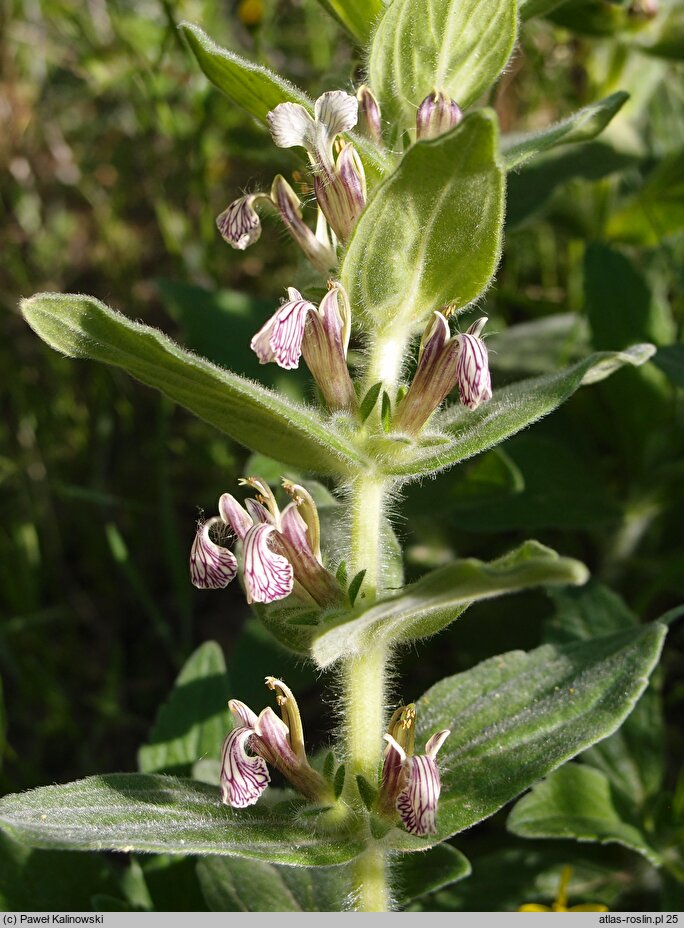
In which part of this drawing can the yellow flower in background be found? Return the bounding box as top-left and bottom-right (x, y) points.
(519, 866), (609, 912)
(238, 0), (263, 28)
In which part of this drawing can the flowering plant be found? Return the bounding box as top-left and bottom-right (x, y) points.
(2, 0), (675, 912)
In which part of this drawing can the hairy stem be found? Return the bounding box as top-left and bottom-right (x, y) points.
(352, 847), (391, 913)
(343, 473), (391, 911)
(363, 324), (412, 397)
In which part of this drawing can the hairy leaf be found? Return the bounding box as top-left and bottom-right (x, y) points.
(197, 856), (348, 911)
(138, 642), (230, 777)
(180, 23), (386, 179)
(405, 623), (666, 848)
(507, 764), (662, 865)
(383, 345), (655, 478)
(0, 775), (363, 865)
(314, 0), (384, 43)
(503, 93), (628, 170)
(312, 541), (588, 667)
(21, 293), (364, 476)
(369, 0), (517, 131)
(342, 112), (505, 332)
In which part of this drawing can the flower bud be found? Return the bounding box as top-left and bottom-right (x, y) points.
(394, 313), (491, 432)
(416, 91), (462, 141)
(356, 85), (383, 146)
(301, 283), (357, 411)
(270, 175), (337, 274)
(313, 142), (366, 243)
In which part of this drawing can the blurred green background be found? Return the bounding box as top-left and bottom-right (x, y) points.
(1, 0), (683, 910)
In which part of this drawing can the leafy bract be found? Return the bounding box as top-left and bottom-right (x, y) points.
(138, 642), (230, 777)
(507, 764), (662, 865)
(0, 775), (363, 865)
(383, 345), (655, 478)
(405, 622), (666, 848)
(342, 112), (505, 332)
(369, 0), (517, 132)
(21, 293), (363, 476)
(180, 23), (386, 180)
(312, 541), (588, 668)
(503, 93), (628, 170)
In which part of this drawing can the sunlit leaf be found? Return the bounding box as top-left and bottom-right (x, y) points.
(21, 293), (364, 476)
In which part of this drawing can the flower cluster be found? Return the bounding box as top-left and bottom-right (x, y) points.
(219, 687), (450, 838)
(190, 476), (341, 607)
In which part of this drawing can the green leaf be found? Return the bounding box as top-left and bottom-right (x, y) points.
(383, 345), (655, 478)
(348, 569), (367, 607)
(507, 764), (662, 865)
(333, 765), (346, 800)
(312, 541), (588, 668)
(652, 344), (684, 388)
(369, 0), (517, 132)
(584, 243), (673, 350)
(197, 856), (348, 911)
(507, 134), (643, 227)
(138, 642), (230, 776)
(21, 293), (364, 476)
(355, 775), (377, 811)
(607, 148), (684, 245)
(180, 22), (310, 125)
(637, 6), (684, 61)
(313, 0), (384, 43)
(520, 0), (572, 19)
(395, 844), (471, 906)
(359, 381), (382, 421)
(426, 845), (625, 911)
(545, 582), (666, 804)
(488, 315), (590, 376)
(180, 23), (386, 180)
(503, 93), (628, 170)
(408, 622), (667, 848)
(0, 774), (364, 865)
(342, 112), (505, 332)
(0, 832), (119, 910)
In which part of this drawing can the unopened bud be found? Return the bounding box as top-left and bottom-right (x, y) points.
(416, 91), (462, 141)
(356, 85), (383, 146)
(271, 175), (337, 274)
(314, 143), (366, 243)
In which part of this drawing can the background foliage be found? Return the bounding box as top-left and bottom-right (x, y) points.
(1, 0), (683, 911)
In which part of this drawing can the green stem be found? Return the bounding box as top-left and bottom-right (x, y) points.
(352, 847), (391, 912)
(363, 325), (412, 397)
(343, 473), (391, 911)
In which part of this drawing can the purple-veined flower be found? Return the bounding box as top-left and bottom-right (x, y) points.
(216, 192), (271, 250)
(267, 91), (366, 242)
(250, 287), (316, 371)
(221, 677), (331, 808)
(189, 517), (238, 589)
(394, 313), (492, 432)
(455, 317), (492, 411)
(190, 476), (342, 607)
(416, 91), (462, 141)
(250, 283), (356, 411)
(379, 704), (450, 837)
